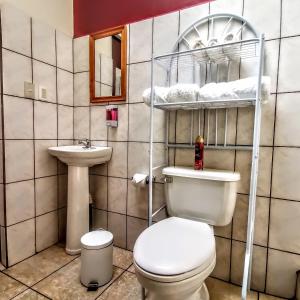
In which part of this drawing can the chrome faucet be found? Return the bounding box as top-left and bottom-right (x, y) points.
(78, 138), (91, 149)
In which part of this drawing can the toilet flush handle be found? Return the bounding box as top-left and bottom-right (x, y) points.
(164, 176), (173, 183)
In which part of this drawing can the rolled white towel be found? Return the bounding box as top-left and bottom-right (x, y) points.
(143, 86), (169, 106)
(230, 76), (271, 102)
(199, 82), (239, 100)
(166, 84), (201, 103)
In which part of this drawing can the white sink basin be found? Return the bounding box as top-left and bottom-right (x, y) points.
(48, 144), (112, 255)
(48, 145), (112, 167)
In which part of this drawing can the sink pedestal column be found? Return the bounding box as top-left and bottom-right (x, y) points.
(66, 166), (89, 255)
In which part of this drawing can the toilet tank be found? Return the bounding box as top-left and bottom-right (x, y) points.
(162, 167), (240, 226)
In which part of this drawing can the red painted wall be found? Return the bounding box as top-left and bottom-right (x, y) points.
(74, 0), (210, 37)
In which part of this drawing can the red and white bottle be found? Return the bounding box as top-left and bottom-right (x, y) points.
(194, 135), (204, 170)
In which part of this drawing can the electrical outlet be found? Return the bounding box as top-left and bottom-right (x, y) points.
(39, 86), (47, 101)
(24, 82), (35, 98)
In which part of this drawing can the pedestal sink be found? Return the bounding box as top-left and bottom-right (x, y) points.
(48, 145), (112, 255)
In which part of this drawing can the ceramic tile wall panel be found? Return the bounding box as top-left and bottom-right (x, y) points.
(0, 5), (73, 267)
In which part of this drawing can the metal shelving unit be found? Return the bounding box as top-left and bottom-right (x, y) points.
(148, 13), (265, 300)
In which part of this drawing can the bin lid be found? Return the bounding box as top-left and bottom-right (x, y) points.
(81, 230), (113, 250)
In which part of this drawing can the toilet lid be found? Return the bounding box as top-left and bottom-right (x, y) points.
(133, 217), (215, 276)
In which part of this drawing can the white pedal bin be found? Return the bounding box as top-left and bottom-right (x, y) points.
(80, 230), (113, 287)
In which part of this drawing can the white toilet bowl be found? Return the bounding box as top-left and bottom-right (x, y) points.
(133, 217), (216, 300)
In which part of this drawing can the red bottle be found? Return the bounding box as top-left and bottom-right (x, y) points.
(195, 136), (204, 170)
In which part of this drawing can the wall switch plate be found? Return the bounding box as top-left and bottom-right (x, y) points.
(24, 82), (35, 98)
(39, 86), (47, 101)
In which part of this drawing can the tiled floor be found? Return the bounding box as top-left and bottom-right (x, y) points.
(0, 244), (286, 300)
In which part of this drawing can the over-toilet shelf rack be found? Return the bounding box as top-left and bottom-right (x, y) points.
(148, 13), (264, 300)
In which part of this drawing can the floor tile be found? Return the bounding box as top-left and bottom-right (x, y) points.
(259, 294), (286, 300)
(98, 271), (142, 300)
(113, 247), (133, 270)
(4, 245), (76, 286)
(0, 273), (27, 300)
(206, 277), (258, 300)
(0, 263), (5, 271)
(127, 264), (135, 273)
(32, 257), (124, 300)
(13, 289), (49, 299)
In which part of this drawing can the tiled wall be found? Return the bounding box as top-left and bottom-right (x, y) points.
(0, 3), (73, 267)
(72, 0), (300, 298)
(0, 0), (300, 298)
(73, 32), (166, 251)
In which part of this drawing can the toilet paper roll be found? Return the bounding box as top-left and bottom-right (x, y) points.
(132, 173), (148, 187)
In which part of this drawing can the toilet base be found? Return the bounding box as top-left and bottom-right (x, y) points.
(134, 256), (215, 300)
(145, 283), (209, 300)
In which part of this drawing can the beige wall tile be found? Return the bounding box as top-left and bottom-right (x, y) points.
(211, 236), (231, 281)
(128, 62), (151, 103)
(236, 147), (272, 197)
(153, 12), (179, 56)
(275, 93), (300, 146)
(282, 0), (300, 37)
(92, 209), (107, 230)
(233, 195), (269, 246)
(34, 102), (57, 139)
(90, 175), (107, 210)
(74, 36), (89, 73)
(32, 19), (56, 65)
(210, 0), (243, 14)
(6, 180), (35, 226)
(108, 212), (126, 248)
(272, 147), (300, 201)
(35, 140), (57, 177)
(35, 176), (58, 216)
(278, 37), (300, 93)
(3, 96), (33, 139)
(129, 19), (153, 64)
(108, 142), (128, 178)
(2, 49), (32, 98)
(127, 216), (147, 251)
(56, 31), (73, 73)
(58, 208), (67, 242)
(266, 249), (300, 298)
(7, 219), (35, 266)
(57, 69), (73, 106)
(243, 0), (281, 40)
(90, 105), (107, 140)
(58, 175), (67, 208)
(269, 198), (300, 254)
(0, 185), (4, 227)
(1, 3), (31, 56)
(236, 95), (275, 146)
(74, 107), (90, 140)
(74, 72), (90, 106)
(58, 105), (73, 140)
(36, 211), (58, 252)
(204, 149), (235, 171)
(33, 60), (57, 103)
(108, 177), (127, 214)
(231, 241), (267, 292)
(5, 140), (34, 183)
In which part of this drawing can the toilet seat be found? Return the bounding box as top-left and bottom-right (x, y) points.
(133, 217), (215, 281)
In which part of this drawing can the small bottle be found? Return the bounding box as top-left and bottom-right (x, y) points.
(195, 135), (204, 170)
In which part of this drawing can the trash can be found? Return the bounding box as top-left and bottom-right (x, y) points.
(80, 230), (113, 288)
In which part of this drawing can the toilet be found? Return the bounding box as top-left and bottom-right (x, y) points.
(133, 166), (240, 300)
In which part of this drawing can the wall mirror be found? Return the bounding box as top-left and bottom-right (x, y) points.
(89, 25), (127, 103)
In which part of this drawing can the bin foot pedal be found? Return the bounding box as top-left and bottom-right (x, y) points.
(87, 281), (99, 291)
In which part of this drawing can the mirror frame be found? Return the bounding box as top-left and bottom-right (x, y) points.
(89, 25), (127, 103)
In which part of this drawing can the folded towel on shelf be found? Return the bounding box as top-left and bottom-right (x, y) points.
(142, 86), (169, 105)
(199, 76), (271, 102)
(229, 76), (271, 102)
(166, 84), (201, 103)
